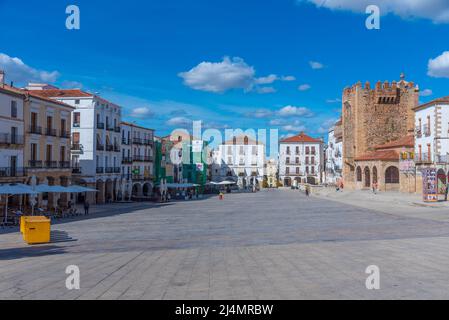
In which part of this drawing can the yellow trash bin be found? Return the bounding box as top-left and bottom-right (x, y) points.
(23, 217), (51, 245)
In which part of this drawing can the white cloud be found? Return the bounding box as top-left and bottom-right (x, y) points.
(282, 75), (296, 81)
(129, 107), (155, 119)
(317, 118), (338, 134)
(254, 74), (278, 85)
(309, 61), (324, 69)
(420, 89), (433, 97)
(256, 87), (277, 94)
(179, 57), (255, 93)
(299, 0), (449, 24)
(283, 124), (307, 132)
(0, 52), (60, 85)
(278, 105), (314, 117)
(166, 117), (192, 127)
(298, 84), (311, 91)
(179, 57), (295, 94)
(249, 109), (275, 118)
(60, 80), (83, 89)
(428, 51), (449, 78)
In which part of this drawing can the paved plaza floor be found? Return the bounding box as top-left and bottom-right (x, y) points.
(2, 189), (449, 300)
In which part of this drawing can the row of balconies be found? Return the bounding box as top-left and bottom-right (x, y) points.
(28, 126), (71, 138)
(285, 151), (317, 156)
(96, 122), (121, 132)
(0, 134), (24, 146)
(96, 167), (121, 174)
(96, 143), (121, 152)
(121, 174), (154, 181)
(27, 160), (71, 169)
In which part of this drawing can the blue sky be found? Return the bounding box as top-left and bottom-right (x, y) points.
(1, 0), (449, 138)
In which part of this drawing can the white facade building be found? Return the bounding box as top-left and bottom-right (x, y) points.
(212, 135), (265, 190)
(279, 132), (324, 186)
(0, 79), (25, 183)
(121, 122), (155, 200)
(325, 121), (343, 185)
(30, 88), (123, 204)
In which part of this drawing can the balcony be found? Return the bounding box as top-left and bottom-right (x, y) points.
(0, 134), (24, 146)
(59, 161), (71, 169)
(96, 167), (104, 174)
(143, 139), (153, 146)
(0, 167), (25, 178)
(45, 128), (57, 137)
(415, 153), (432, 164)
(106, 124), (114, 132)
(122, 138), (130, 145)
(114, 126), (121, 133)
(96, 143), (105, 151)
(28, 160), (43, 169)
(415, 126), (422, 138)
(28, 125), (42, 135)
(114, 144), (121, 152)
(45, 161), (58, 169)
(71, 143), (84, 152)
(106, 144), (114, 152)
(122, 157), (133, 164)
(60, 130), (71, 139)
(72, 167), (82, 174)
(114, 167), (121, 173)
(423, 125), (431, 137)
(105, 167), (114, 174)
(133, 155), (153, 162)
(133, 138), (143, 145)
(97, 122), (105, 130)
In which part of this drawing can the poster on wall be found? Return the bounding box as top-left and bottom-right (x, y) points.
(422, 168), (438, 202)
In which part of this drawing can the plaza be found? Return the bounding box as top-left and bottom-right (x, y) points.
(2, 189), (449, 300)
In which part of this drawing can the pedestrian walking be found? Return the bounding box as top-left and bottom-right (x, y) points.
(305, 185), (310, 197)
(84, 200), (90, 215)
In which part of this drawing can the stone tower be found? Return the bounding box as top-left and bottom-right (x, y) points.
(342, 74), (419, 189)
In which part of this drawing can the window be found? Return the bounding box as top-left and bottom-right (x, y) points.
(286, 167), (290, 174)
(73, 132), (80, 144)
(296, 146), (299, 154)
(296, 167), (300, 174)
(306, 167), (309, 174)
(286, 157), (290, 164)
(306, 147), (310, 155)
(75, 99), (80, 105)
(311, 166), (315, 174)
(11, 101), (17, 118)
(356, 167), (362, 182)
(311, 146), (316, 155)
(31, 144), (37, 161)
(286, 147), (290, 154)
(385, 167), (399, 184)
(296, 157), (299, 164)
(73, 112), (80, 126)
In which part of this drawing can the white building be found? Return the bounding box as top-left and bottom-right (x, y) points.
(265, 159), (278, 188)
(121, 122), (155, 200)
(30, 88), (123, 204)
(212, 135), (265, 190)
(414, 96), (449, 195)
(0, 76), (25, 184)
(279, 132), (324, 186)
(325, 120), (343, 185)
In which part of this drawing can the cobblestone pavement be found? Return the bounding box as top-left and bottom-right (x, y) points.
(2, 189), (449, 300)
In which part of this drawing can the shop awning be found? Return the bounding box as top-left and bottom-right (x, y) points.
(0, 184), (39, 195)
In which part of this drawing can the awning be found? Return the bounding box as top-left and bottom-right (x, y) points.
(0, 184), (39, 195)
(209, 181), (236, 186)
(166, 183), (200, 189)
(33, 184), (72, 193)
(66, 185), (98, 193)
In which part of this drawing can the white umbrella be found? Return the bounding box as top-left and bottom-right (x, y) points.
(0, 184), (39, 225)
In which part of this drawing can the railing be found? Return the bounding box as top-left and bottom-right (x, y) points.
(28, 160), (43, 168)
(143, 139), (153, 146)
(436, 155), (449, 164)
(96, 143), (105, 151)
(71, 144), (83, 151)
(97, 122), (105, 129)
(106, 144), (114, 152)
(0, 134), (24, 145)
(96, 167), (104, 174)
(0, 167), (25, 177)
(28, 125), (42, 135)
(72, 167), (82, 174)
(114, 126), (121, 133)
(415, 126), (422, 138)
(122, 157), (133, 164)
(114, 144), (121, 152)
(133, 138), (143, 145)
(122, 174), (132, 181)
(415, 153), (432, 163)
(60, 130), (71, 139)
(105, 167), (114, 173)
(59, 161), (71, 169)
(133, 156), (153, 162)
(45, 161), (58, 169)
(114, 167), (121, 173)
(106, 124), (114, 131)
(423, 125), (431, 137)
(45, 128), (57, 137)
(122, 138), (130, 145)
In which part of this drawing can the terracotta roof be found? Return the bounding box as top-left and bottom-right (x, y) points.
(29, 89), (93, 98)
(414, 95), (449, 111)
(374, 135), (414, 150)
(280, 132), (322, 143)
(0, 84), (74, 109)
(121, 121), (154, 131)
(355, 150), (399, 161)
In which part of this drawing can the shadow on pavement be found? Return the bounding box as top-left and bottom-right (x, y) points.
(0, 245), (66, 260)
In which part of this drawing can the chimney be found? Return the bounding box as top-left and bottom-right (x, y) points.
(0, 70), (4, 86)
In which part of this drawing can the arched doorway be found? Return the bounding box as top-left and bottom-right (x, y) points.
(373, 166), (378, 184)
(105, 179), (114, 203)
(307, 177), (316, 185)
(143, 183), (152, 197)
(364, 167), (371, 188)
(132, 183), (142, 199)
(284, 177), (292, 187)
(385, 166), (399, 184)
